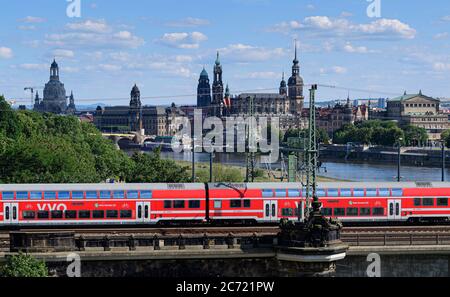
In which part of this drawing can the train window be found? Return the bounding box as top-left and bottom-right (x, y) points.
(423, 198), (434, 206)
(5, 207), (9, 220)
(317, 189), (326, 197)
(340, 189), (351, 197)
(272, 204), (276, 217)
(437, 198), (448, 206)
(244, 200), (251, 208)
(373, 208), (384, 216)
(51, 211), (63, 219)
(65, 211), (77, 219)
(127, 191), (139, 199)
(360, 208), (371, 216)
(414, 198), (422, 206)
(106, 210), (119, 218)
(141, 191), (152, 199)
(262, 190), (274, 198)
(164, 201), (172, 209)
(353, 189), (364, 197)
(275, 189), (286, 197)
(282, 208), (294, 216)
(16, 192), (28, 200)
(44, 192), (57, 200)
(230, 200), (242, 208)
(173, 200), (185, 209)
(86, 192), (98, 199)
(214, 201), (222, 209)
(334, 208), (345, 216)
(58, 192), (70, 199)
(23, 211), (36, 219)
(37, 211), (49, 219)
(322, 208), (332, 216)
(30, 192), (42, 200)
(378, 189), (390, 197)
(93, 210), (105, 219)
(100, 191), (111, 199)
(79, 211), (91, 219)
(392, 189), (403, 197)
(327, 189), (339, 197)
(347, 208), (358, 216)
(2, 192), (14, 200)
(72, 191), (84, 199)
(366, 189), (377, 197)
(188, 200), (201, 209)
(113, 191), (125, 199)
(120, 210), (133, 219)
(288, 189), (300, 197)
(265, 204), (270, 217)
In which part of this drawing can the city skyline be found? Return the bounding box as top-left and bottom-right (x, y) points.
(0, 0), (449, 106)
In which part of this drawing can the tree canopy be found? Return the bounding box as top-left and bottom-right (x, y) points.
(0, 96), (188, 184)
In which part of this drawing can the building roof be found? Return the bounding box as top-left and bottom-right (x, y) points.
(389, 92), (440, 103)
(238, 93), (287, 100)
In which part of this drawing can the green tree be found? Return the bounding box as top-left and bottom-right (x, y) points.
(403, 125), (428, 146)
(0, 253), (48, 277)
(442, 130), (450, 148)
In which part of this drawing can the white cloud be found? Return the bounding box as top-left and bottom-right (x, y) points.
(320, 66), (348, 75)
(270, 17), (416, 40)
(237, 71), (280, 79)
(109, 52), (131, 62)
(0, 47), (13, 59)
(19, 16), (46, 23)
(52, 49), (75, 58)
(158, 32), (208, 49)
(98, 64), (122, 71)
(442, 16), (450, 22)
(219, 44), (286, 62)
(433, 62), (450, 71)
(165, 17), (211, 27)
(16, 64), (48, 71)
(45, 20), (144, 49)
(340, 11), (353, 18)
(175, 55), (193, 63)
(434, 32), (449, 40)
(18, 25), (36, 31)
(66, 19), (111, 33)
(306, 4), (315, 10)
(343, 42), (371, 54)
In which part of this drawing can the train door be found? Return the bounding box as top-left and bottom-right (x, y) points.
(3, 203), (19, 224)
(388, 199), (402, 220)
(264, 200), (278, 222)
(136, 202), (151, 223)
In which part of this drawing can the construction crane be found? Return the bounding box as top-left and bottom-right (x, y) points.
(24, 86), (43, 107)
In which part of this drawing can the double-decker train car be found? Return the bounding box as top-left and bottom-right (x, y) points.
(1, 182), (450, 226)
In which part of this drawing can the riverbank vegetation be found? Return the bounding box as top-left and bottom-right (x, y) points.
(0, 96), (189, 184)
(332, 120), (428, 146)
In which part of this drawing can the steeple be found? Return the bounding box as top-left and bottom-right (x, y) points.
(215, 51), (221, 66)
(225, 83), (230, 98)
(50, 59), (59, 80)
(419, 89), (423, 96)
(279, 72), (287, 96)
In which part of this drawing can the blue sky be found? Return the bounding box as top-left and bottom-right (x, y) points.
(0, 0), (449, 106)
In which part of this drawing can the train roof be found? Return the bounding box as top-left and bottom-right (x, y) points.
(208, 182), (450, 190)
(0, 183), (205, 191)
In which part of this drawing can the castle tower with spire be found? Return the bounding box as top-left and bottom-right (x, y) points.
(279, 72), (287, 96)
(197, 67), (212, 108)
(287, 42), (304, 114)
(129, 84), (143, 132)
(212, 51), (224, 117)
(67, 91), (77, 115)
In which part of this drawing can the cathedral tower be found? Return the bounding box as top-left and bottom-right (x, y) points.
(197, 67), (212, 108)
(42, 59), (67, 113)
(288, 43), (304, 114)
(212, 52), (224, 117)
(279, 72), (287, 96)
(129, 84), (143, 132)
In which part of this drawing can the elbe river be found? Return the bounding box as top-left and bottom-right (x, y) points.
(158, 151), (450, 182)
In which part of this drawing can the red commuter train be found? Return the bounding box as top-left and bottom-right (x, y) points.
(1, 182), (450, 226)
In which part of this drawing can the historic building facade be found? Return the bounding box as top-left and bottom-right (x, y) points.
(195, 44), (306, 131)
(370, 91), (450, 140)
(94, 85), (185, 137)
(316, 97), (369, 135)
(34, 60), (76, 114)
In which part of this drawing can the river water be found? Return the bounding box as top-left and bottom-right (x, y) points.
(158, 151), (449, 182)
